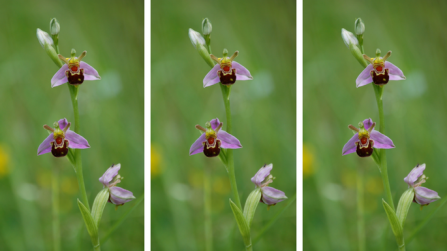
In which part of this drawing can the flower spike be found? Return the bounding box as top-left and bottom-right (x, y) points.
(356, 49), (405, 88)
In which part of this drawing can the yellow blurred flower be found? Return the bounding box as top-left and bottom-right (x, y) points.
(151, 144), (162, 177)
(0, 144), (10, 178)
(61, 176), (79, 195)
(212, 176), (230, 195)
(303, 144), (314, 178)
(366, 176), (383, 195)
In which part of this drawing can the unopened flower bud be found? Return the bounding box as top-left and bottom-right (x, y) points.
(36, 28), (54, 49)
(202, 18), (212, 35)
(50, 18), (60, 36)
(341, 28), (359, 49)
(354, 18), (365, 36)
(188, 28), (206, 49)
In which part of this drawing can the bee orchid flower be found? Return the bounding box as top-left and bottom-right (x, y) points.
(251, 164), (287, 206)
(342, 118), (394, 157)
(356, 49), (405, 87)
(189, 118), (242, 157)
(404, 164), (440, 206)
(37, 118), (90, 157)
(51, 49), (101, 87)
(99, 163), (136, 206)
(203, 49), (252, 87)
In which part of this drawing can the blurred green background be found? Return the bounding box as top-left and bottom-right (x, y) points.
(0, 1), (143, 250)
(304, 1), (447, 250)
(151, 0), (296, 250)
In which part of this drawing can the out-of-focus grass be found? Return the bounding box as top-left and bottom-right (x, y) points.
(151, 0), (296, 250)
(0, 1), (143, 250)
(304, 1), (447, 250)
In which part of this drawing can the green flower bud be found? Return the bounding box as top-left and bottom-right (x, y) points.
(202, 18), (212, 35)
(354, 18), (365, 36)
(50, 18), (60, 36)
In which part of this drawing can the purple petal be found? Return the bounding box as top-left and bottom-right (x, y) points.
(189, 133), (206, 155)
(109, 186), (135, 205)
(261, 186), (287, 205)
(356, 64), (374, 88)
(363, 118), (374, 130)
(342, 133), (359, 155)
(414, 186), (440, 205)
(65, 130), (90, 149)
(370, 131), (394, 149)
(385, 62), (405, 81)
(404, 164), (426, 186)
(217, 130), (242, 149)
(203, 64), (221, 88)
(37, 133), (54, 155)
(210, 118), (221, 130)
(99, 163), (121, 186)
(232, 61), (253, 80)
(80, 61), (101, 81)
(51, 65), (69, 88)
(251, 164), (273, 186)
(58, 118), (70, 131)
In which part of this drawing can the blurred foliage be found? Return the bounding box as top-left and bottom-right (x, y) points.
(304, 0), (447, 250)
(0, 0), (143, 250)
(151, 0), (296, 250)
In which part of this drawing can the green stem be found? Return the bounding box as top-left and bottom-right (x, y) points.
(219, 84), (242, 210)
(52, 165), (60, 251)
(357, 167), (365, 251)
(204, 167), (213, 251)
(68, 85), (90, 211)
(373, 85), (394, 211)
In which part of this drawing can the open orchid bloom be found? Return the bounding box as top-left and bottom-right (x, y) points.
(251, 164), (287, 206)
(342, 118), (394, 157)
(404, 164), (440, 206)
(356, 49), (405, 88)
(99, 163), (136, 206)
(51, 49), (101, 88)
(189, 118), (242, 157)
(37, 118), (90, 157)
(203, 49), (252, 87)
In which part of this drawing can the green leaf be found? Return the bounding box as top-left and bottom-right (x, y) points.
(77, 199), (99, 248)
(229, 199), (252, 249)
(382, 199), (404, 248)
(396, 188), (414, 228)
(243, 188), (262, 228)
(91, 188), (110, 228)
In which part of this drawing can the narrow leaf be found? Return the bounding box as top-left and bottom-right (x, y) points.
(91, 188), (110, 228)
(229, 199), (251, 248)
(382, 199), (404, 248)
(77, 199), (99, 248)
(396, 188), (414, 228)
(243, 188), (262, 228)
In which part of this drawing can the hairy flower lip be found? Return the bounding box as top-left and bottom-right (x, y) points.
(37, 118), (90, 157)
(342, 118), (394, 156)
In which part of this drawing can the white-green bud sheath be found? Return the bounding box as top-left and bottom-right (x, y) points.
(91, 188), (110, 228)
(243, 188), (262, 228)
(188, 28), (214, 68)
(396, 188), (414, 228)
